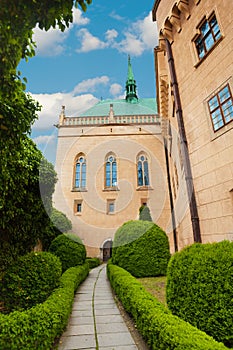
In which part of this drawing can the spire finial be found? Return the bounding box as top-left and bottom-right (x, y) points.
(59, 105), (66, 126)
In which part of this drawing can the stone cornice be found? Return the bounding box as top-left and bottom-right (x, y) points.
(154, 0), (202, 45)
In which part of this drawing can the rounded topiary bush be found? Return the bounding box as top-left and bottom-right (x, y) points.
(1, 251), (62, 311)
(112, 220), (170, 277)
(166, 240), (233, 347)
(49, 233), (86, 272)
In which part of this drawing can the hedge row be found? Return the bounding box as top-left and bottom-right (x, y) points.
(86, 257), (101, 269)
(0, 263), (89, 350)
(107, 262), (228, 350)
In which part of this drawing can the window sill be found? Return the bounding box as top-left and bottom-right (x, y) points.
(74, 212), (82, 216)
(103, 187), (119, 192)
(194, 36), (223, 68)
(210, 121), (233, 141)
(136, 186), (153, 191)
(72, 188), (87, 192)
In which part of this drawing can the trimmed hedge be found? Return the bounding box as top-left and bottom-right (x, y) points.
(107, 262), (228, 350)
(139, 205), (152, 221)
(1, 251), (62, 311)
(0, 263), (89, 350)
(166, 241), (233, 347)
(112, 220), (170, 277)
(49, 233), (86, 272)
(86, 257), (101, 269)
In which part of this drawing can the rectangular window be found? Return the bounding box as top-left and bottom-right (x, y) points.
(107, 200), (115, 214)
(77, 203), (82, 212)
(208, 84), (233, 131)
(195, 14), (221, 60)
(74, 200), (82, 214)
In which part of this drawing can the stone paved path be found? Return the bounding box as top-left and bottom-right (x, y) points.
(58, 264), (138, 350)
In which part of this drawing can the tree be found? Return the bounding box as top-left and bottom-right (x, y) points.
(0, 0), (92, 270)
(0, 137), (57, 272)
(50, 208), (72, 233)
(40, 208), (73, 251)
(139, 205), (153, 221)
(0, 0), (92, 135)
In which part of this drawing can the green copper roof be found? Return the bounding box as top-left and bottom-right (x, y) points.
(80, 98), (157, 117)
(78, 57), (157, 118)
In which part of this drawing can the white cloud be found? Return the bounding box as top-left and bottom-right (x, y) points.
(33, 8), (89, 56)
(84, 11), (158, 56)
(31, 92), (98, 130)
(33, 26), (69, 56)
(73, 76), (109, 94)
(72, 8), (90, 26)
(114, 32), (144, 56)
(105, 29), (118, 42)
(76, 28), (108, 52)
(33, 134), (56, 145)
(33, 10), (158, 57)
(109, 11), (125, 21)
(110, 83), (122, 96)
(113, 11), (158, 55)
(133, 11), (158, 49)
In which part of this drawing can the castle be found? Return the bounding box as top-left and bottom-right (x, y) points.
(54, 0), (233, 257)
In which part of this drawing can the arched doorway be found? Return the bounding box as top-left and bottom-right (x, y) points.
(102, 239), (112, 262)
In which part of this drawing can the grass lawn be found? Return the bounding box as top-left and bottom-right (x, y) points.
(137, 276), (167, 306)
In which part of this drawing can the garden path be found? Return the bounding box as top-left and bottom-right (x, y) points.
(58, 264), (139, 350)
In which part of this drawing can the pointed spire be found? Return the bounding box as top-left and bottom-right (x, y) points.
(127, 55), (134, 81)
(125, 55), (138, 103)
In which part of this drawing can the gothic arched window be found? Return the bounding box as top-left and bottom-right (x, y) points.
(105, 154), (117, 188)
(137, 153), (150, 187)
(75, 155), (86, 189)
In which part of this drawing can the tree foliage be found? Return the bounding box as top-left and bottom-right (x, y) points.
(50, 208), (72, 233)
(0, 0), (92, 268)
(0, 0), (92, 135)
(0, 137), (57, 272)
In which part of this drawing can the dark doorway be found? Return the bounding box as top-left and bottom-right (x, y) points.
(103, 240), (112, 262)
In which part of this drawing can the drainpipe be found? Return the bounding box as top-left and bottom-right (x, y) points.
(163, 136), (178, 251)
(165, 38), (202, 243)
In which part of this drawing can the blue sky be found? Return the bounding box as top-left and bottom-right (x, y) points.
(19, 0), (158, 164)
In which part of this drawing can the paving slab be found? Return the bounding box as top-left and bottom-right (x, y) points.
(99, 346), (138, 350)
(62, 324), (95, 336)
(98, 332), (136, 347)
(96, 322), (130, 334)
(59, 334), (96, 350)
